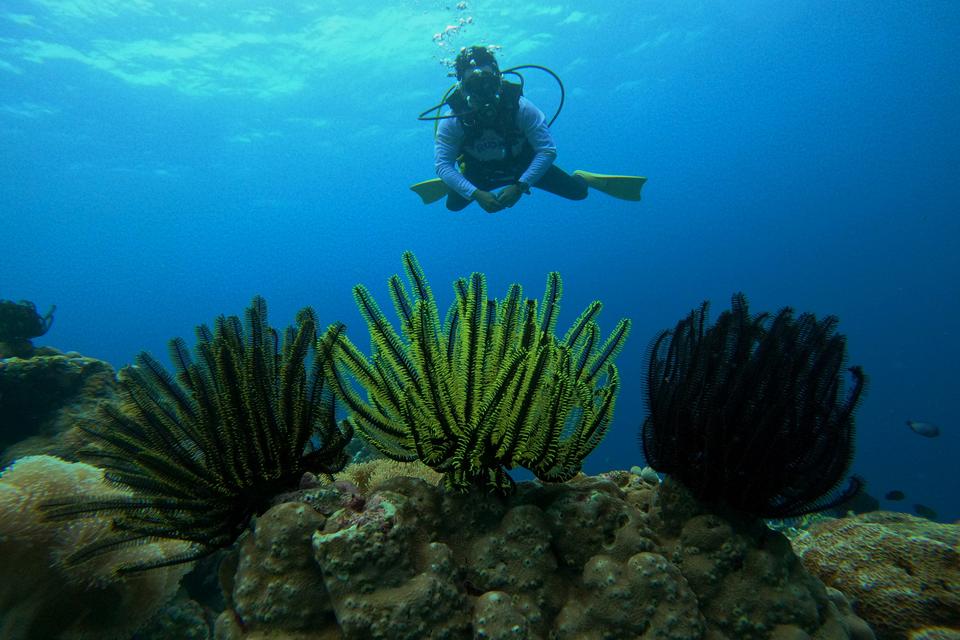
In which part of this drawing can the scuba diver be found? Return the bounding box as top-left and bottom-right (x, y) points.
(412, 45), (646, 212)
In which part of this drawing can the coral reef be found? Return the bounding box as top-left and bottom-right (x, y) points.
(0, 351), (117, 464)
(213, 481), (371, 639)
(328, 251), (630, 494)
(231, 502), (334, 632)
(42, 296), (352, 573)
(0, 455), (190, 640)
(0, 298), (55, 359)
(793, 511), (960, 639)
(215, 469), (871, 640)
(642, 293), (865, 518)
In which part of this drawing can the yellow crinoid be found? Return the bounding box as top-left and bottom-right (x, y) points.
(323, 252), (629, 495)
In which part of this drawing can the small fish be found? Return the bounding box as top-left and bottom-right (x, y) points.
(913, 503), (938, 520)
(884, 490), (905, 501)
(906, 420), (940, 438)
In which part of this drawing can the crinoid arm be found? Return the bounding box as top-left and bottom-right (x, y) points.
(41, 296), (351, 572)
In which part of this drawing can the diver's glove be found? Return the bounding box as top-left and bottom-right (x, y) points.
(474, 190), (505, 213)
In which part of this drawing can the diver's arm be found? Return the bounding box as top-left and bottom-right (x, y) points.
(435, 117), (479, 199)
(517, 97), (557, 187)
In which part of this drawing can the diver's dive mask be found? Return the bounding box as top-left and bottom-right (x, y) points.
(461, 66), (502, 120)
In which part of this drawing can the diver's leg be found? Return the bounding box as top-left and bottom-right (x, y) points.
(532, 165), (588, 200)
(445, 190), (472, 211)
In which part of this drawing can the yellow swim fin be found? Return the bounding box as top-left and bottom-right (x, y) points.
(573, 170), (647, 201)
(410, 178), (450, 205)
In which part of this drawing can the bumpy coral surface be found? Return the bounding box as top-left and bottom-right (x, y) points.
(793, 511), (960, 640)
(216, 470), (871, 640)
(0, 353), (117, 463)
(136, 591), (212, 640)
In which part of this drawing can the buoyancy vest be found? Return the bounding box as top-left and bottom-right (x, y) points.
(444, 81), (532, 180)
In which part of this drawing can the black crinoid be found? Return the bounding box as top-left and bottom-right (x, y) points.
(641, 293), (866, 519)
(43, 296), (352, 573)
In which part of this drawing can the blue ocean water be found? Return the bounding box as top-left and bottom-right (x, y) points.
(1, 2), (957, 521)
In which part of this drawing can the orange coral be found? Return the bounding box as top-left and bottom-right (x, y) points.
(340, 459), (442, 494)
(0, 455), (190, 639)
(793, 511), (960, 639)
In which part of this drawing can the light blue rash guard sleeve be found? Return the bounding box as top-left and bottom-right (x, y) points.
(433, 96), (558, 200)
(434, 117), (477, 200)
(516, 96), (558, 187)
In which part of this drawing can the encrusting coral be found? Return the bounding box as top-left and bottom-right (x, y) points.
(641, 293), (866, 518)
(0, 455), (190, 640)
(793, 511), (960, 639)
(214, 469), (873, 640)
(41, 296), (353, 573)
(326, 251), (630, 494)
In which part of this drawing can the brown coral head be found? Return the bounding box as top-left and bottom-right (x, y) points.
(0, 299), (55, 342)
